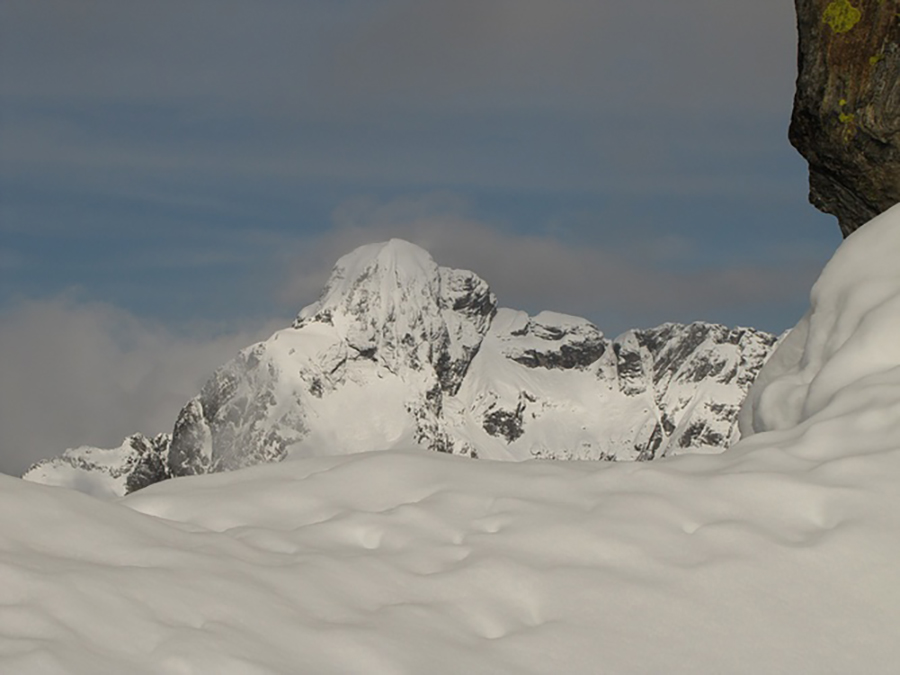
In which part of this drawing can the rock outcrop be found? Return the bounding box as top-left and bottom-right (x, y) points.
(22, 433), (171, 499)
(790, 0), (900, 236)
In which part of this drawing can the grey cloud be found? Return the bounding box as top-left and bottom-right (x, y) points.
(1, 0), (329, 105)
(2, 0), (796, 117)
(2, 106), (799, 233)
(1, 0), (804, 222)
(0, 296), (283, 476)
(328, 0), (796, 115)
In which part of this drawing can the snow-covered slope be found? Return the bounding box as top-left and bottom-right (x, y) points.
(22, 433), (170, 499)
(25, 239), (775, 496)
(458, 313), (773, 461)
(3, 205), (900, 674)
(165, 239), (497, 476)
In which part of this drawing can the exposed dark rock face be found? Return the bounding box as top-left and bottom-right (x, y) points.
(509, 322), (607, 370)
(434, 268), (497, 394)
(790, 0), (900, 236)
(611, 323), (776, 461)
(482, 394), (531, 443)
(125, 434), (173, 494)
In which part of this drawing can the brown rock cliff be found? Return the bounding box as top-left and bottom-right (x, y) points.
(790, 0), (900, 235)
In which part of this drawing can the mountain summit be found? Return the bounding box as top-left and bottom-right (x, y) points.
(25, 240), (777, 497)
(294, 239), (496, 394)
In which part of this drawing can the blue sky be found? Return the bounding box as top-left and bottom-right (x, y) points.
(0, 0), (842, 474)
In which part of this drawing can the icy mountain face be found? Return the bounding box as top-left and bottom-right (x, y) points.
(453, 310), (776, 461)
(25, 239), (776, 495)
(167, 240), (497, 477)
(22, 433), (170, 499)
(163, 239), (775, 473)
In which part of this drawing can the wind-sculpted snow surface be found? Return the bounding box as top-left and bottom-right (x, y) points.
(4, 206), (900, 672)
(741, 204), (900, 441)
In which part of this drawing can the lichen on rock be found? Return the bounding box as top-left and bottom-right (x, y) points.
(822, 0), (862, 33)
(791, 0), (900, 235)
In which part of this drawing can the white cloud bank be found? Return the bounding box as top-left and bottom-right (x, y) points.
(283, 195), (823, 331)
(0, 296), (282, 476)
(0, 206), (899, 673)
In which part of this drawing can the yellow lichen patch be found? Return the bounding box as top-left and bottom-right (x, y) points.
(823, 0), (862, 33)
(838, 111), (857, 142)
(870, 54), (884, 65)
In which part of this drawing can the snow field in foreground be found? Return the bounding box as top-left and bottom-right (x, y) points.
(4, 446), (900, 674)
(3, 204), (900, 673)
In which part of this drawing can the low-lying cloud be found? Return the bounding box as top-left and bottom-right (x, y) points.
(0, 296), (282, 477)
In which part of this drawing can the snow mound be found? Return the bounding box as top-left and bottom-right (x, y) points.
(740, 203), (900, 452)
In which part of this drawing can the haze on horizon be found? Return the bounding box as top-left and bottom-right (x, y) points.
(0, 0), (840, 475)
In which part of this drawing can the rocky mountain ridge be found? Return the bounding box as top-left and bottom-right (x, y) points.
(22, 433), (171, 500)
(24, 240), (777, 498)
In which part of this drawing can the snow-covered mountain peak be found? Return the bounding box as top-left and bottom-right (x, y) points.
(296, 239), (442, 330)
(294, 239), (496, 390)
(26, 239), (777, 493)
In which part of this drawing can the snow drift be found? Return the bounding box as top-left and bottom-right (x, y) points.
(3, 205), (900, 673)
